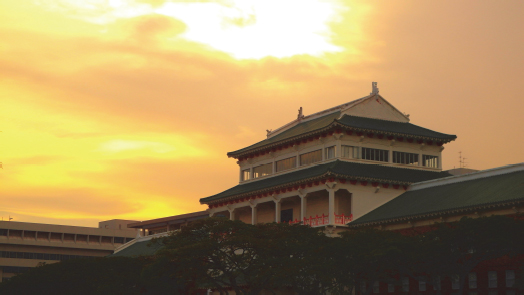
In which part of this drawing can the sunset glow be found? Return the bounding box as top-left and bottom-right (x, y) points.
(1, 0), (523, 226)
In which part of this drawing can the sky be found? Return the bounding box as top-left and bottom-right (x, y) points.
(1, 0), (523, 227)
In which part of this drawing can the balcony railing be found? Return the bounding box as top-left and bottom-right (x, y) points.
(285, 213), (353, 227)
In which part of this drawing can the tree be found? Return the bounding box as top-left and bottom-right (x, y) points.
(147, 217), (335, 295)
(335, 228), (415, 295)
(0, 256), (148, 295)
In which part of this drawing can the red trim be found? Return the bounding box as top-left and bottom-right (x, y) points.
(407, 138), (413, 143)
(356, 131), (364, 136)
(427, 140), (433, 145)
(339, 178), (346, 184)
(360, 181), (368, 186)
(367, 133), (374, 138)
(387, 135), (394, 140)
(377, 134), (384, 139)
(346, 130), (353, 135)
(382, 183), (390, 188)
(396, 137), (404, 142)
(350, 180), (358, 185)
(393, 184), (400, 189)
(372, 182), (379, 187)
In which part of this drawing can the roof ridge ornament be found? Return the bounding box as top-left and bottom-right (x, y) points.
(297, 107), (304, 121)
(370, 82), (379, 95)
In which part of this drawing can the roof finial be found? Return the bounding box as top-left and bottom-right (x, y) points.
(297, 107), (304, 120)
(370, 82), (379, 95)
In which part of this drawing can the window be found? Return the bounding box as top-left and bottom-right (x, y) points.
(506, 270), (515, 287)
(242, 169), (251, 181)
(489, 271), (498, 288)
(469, 272), (477, 289)
(362, 147), (389, 162)
(114, 237), (125, 244)
(452, 275), (460, 290)
(387, 283), (394, 293)
(280, 209), (293, 223)
(402, 277), (409, 292)
(342, 145), (359, 159)
(373, 281), (379, 293)
(253, 163), (272, 178)
(360, 281), (367, 294)
(276, 157), (296, 172)
(300, 150), (322, 166)
(325, 146), (336, 160)
(0, 229), (7, 236)
(423, 155), (439, 168)
(433, 276), (441, 290)
(419, 279), (426, 291)
(393, 151), (419, 165)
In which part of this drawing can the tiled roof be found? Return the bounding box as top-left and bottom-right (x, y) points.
(200, 160), (452, 204)
(110, 239), (164, 257)
(336, 115), (456, 141)
(228, 112), (341, 156)
(350, 170), (524, 227)
(127, 211), (209, 229)
(227, 114), (456, 157)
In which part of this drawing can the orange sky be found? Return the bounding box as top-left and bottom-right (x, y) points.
(1, 0), (523, 227)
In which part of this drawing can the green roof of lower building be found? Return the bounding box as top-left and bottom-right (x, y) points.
(350, 170), (524, 227)
(200, 160), (452, 204)
(110, 239), (164, 257)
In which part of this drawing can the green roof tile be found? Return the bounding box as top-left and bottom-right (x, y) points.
(110, 239), (164, 257)
(228, 112), (341, 156)
(228, 114), (456, 157)
(336, 115), (456, 140)
(350, 170), (524, 226)
(200, 160), (451, 203)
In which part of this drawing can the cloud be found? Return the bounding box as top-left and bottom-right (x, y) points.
(96, 139), (175, 153)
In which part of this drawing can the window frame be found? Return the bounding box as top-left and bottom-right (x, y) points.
(241, 168), (251, 181)
(253, 162), (273, 178)
(325, 146), (336, 160)
(392, 151), (419, 165)
(361, 147), (389, 162)
(299, 149), (322, 166)
(342, 145), (359, 159)
(275, 156), (297, 172)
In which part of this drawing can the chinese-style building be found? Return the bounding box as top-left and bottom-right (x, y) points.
(200, 83), (456, 235)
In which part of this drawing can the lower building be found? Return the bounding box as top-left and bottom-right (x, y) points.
(0, 219), (138, 282)
(112, 211), (209, 257)
(349, 162), (524, 294)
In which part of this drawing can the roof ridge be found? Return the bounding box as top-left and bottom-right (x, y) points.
(266, 94), (371, 138)
(337, 113), (409, 124)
